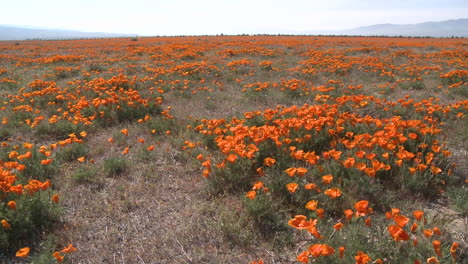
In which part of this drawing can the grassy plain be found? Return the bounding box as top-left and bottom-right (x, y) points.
(0, 36), (467, 263)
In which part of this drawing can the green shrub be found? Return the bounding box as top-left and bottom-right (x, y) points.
(104, 156), (129, 177)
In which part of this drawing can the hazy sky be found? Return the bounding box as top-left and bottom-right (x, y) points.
(1, 0), (467, 35)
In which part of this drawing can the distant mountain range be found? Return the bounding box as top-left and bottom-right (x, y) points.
(307, 18), (468, 37)
(1, 18), (467, 40)
(0, 25), (135, 41)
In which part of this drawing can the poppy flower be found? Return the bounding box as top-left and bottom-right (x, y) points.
(316, 208), (325, 219)
(339, 246), (345, 258)
(321, 174), (333, 184)
(7, 201), (16, 210)
(450, 242), (458, 259)
(246, 190), (256, 200)
(296, 251), (309, 263)
(324, 188), (341, 198)
(354, 200), (369, 216)
(308, 244), (334, 257)
(432, 240), (441, 257)
(288, 215), (316, 230)
(120, 129), (128, 136)
(51, 194), (59, 203)
(333, 222), (344, 230)
(393, 214), (409, 227)
(1, 219), (10, 229)
(122, 147), (129, 155)
(285, 167), (297, 177)
(413, 210), (424, 221)
(364, 217), (372, 227)
(53, 251), (64, 262)
(41, 159), (53, 165)
(16, 247), (30, 258)
(388, 225), (410, 241)
(77, 156), (85, 162)
(344, 209), (354, 220)
(61, 244), (77, 253)
(423, 229), (433, 238)
(263, 157), (276, 167)
(354, 251), (371, 264)
(426, 257), (439, 263)
(147, 145), (155, 151)
(410, 222), (418, 233)
(305, 200), (318, 211)
(296, 167), (308, 177)
(286, 182), (299, 193)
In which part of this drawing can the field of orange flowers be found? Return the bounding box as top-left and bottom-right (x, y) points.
(0, 36), (467, 263)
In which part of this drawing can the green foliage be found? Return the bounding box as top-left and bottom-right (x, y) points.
(72, 165), (99, 184)
(0, 191), (61, 253)
(104, 156), (129, 177)
(56, 143), (89, 163)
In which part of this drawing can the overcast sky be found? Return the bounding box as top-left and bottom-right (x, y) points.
(1, 0), (467, 35)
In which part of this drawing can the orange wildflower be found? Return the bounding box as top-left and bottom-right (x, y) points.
(77, 156), (85, 162)
(147, 145), (155, 151)
(426, 257), (439, 263)
(308, 244), (335, 257)
(316, 208), (325, 219)
(388, 225), (410, 241)
(16, 247), (30, 258)
(305, 200), (318, 211)
(288, 215), (316, 230)
(450, 242), (458, 259)
(393, 214), (409, 227)
(413, 210), (424, 221)
(286, 182), (299, 193)
(61, 244), (77, 253)
(339, 246), (345, 258)
(423, 229), (433, 238)
(364, 217), (372, 227)
(297, 251), (309, 263)
(354, 251), (371, 264)
(432, 240), (441, 257)
(263, 157), (276, 167)
(120, 128), (128, 136)
(333, 222), (344, 230)
(122, 147), (129, 155)
(324, 187), (341, 198)
(7, 201), (16, 210)
(51, 194), (59, 203)
(296, 167), (308, 177)
(246, 191), (256, 200)
(53, 251), (64, 262)
(41, 159), (53, 165)
(1, 219), (11, 229)
(354, 200), (369, 216)
(410, 223), (418, 233)
(344, 209), (354, 220)
(321, 174), (333, 184)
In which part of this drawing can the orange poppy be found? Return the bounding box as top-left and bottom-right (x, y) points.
(122, 147), (129, 155)
(423, 229), (434, 238)
(61, 244), (77, 253)
(246, 191), (256, 200)
(354, 251), (371, 264)
(388, 225), (410, 241)
(324, 187), (341, 198)
(339, 246), (345, 258)
(41, 159), (53, 165)
(7, 201), (16, 210)
(16, 247), (30, 258)
(393, 214), (409, 227)
(263, 157), (276, 167)
(296, 251), (309, 263)
(77, 156), (85, 162)
(51, 194), (59, 203)
(344, 209), (354, 220)
(1, 219), (10, 229)
(321, 174), (333, 184)
(53, 251), (64, 262)
(413, 210), (424, 221)
(333, 222), (344, 230)
(288, 215), (316, 230)
(120, 129), (128, 136)
(450, 242), (458, 259)
(286, 182), (299, 193)
(364, 217), (372, 227)
(285, 167), (297, 177)
(147, 145), (155, 151)
(432, 240), (441, 257)
(296, 167), (308, 177)
(316, 208), (325, 219)
(410, 222), (418, 233)
(304, 199), (318, 211)
(308, 244), (335, 257)
(354, 200), (369, 216)
(426, 257), (439, 263)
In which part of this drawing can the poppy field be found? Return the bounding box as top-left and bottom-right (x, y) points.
(0, 36), (467, 263)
